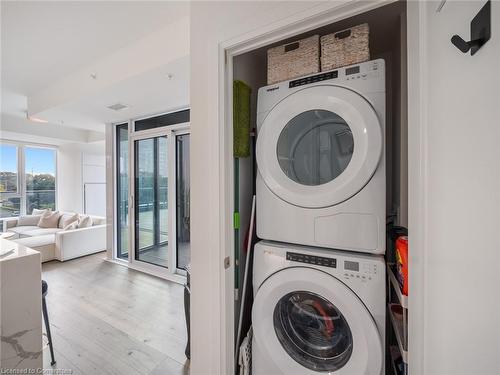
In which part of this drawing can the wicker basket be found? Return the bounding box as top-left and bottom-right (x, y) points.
(267, 35), (320, 85)
(321, 24), (370, 71)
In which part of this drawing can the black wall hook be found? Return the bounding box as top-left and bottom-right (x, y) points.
(451, 0), (491, 56)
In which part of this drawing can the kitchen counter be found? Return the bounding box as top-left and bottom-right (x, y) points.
(0, 238), (42, 370)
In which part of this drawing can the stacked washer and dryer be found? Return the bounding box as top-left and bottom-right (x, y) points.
(252, 59), (387, 375)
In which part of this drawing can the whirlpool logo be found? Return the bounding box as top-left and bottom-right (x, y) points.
(266, 86), (279, 92)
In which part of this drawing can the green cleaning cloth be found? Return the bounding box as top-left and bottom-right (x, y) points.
(233, 80), (252, 158)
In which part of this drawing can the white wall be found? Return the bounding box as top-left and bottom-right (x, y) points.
(409, 1), (500, 374)
(190, 2), (374, 373)
(192, 1), (500, 375)
(57, 141), (105, 214)
(82, 151), (106, 217)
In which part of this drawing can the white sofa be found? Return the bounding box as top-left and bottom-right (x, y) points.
(3, 213), (107, 262)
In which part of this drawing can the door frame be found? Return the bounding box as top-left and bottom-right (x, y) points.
(111, 116), (190, 284)
(216, 1), (425, 373)
(129, 124), (190, 280)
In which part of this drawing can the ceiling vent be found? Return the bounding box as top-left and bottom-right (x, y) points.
(107, 103), (129, 111)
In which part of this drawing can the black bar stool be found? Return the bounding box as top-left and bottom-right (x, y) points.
(42, 280), (56, 366)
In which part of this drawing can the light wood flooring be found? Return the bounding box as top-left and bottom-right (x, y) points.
(41, 252), (189, 375)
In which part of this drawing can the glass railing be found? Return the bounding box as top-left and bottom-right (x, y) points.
(0, 196), (21, 221)
(26, 190), (56, 214)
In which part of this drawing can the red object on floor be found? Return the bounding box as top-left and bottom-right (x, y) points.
(396, 236), (409, 296)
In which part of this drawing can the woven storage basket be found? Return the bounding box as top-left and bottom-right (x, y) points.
(267, 35), (320, 85)
(321, 23), (370, 71)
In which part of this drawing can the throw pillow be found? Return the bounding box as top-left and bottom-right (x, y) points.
(58, 213), (79, 229)
(32, 208), (49, 216)
(17, 215), (42, 226)
(77, 215), (93, 228)
(64, 222), (78, 231)
(38, 211), (61, 228)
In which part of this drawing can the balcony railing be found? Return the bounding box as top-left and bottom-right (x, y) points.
(0, 190), (56, 220)
(26, 190), (56, 213)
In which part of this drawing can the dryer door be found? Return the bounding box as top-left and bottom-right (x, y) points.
(256, 85), (382, 208)
(252, 267), (382, 374)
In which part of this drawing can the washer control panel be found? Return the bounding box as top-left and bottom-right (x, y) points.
(343, 260), (379, 282)
(286, 252), (337, 268)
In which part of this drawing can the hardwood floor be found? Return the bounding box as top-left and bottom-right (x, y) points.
(41, 252), (189, 375)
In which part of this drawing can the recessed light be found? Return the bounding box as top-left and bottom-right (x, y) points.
(107, 103), (129, 111)
(166, 73), (173, 80)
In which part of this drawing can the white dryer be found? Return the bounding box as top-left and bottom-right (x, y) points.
(252, 240), (385, 375)
(256, 59), (386, 254)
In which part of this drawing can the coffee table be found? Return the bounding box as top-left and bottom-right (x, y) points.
(0, 232), (16, 240)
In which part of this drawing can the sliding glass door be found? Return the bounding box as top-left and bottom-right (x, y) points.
(114, 110), (190, 279)
(134, 136), (169, 268)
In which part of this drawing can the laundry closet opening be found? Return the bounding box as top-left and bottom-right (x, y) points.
(230, 1), (408, 374)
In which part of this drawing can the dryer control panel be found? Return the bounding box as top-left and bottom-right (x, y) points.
(286, 59), (382, 89)
(289, 71), (338, 88)
(286, 252), (337, 268)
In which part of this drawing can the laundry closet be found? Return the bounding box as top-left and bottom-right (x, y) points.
(231, 2), (408, 374)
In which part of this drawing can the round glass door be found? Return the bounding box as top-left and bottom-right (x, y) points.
(252, 267), (383, 374)
(274, 291), (353, 372)
(277, 110), (354, 186)
(256, 85), (382, 209)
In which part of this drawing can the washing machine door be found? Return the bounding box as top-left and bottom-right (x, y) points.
(252, 267), (382, 374)
(256, 85), (382, 208)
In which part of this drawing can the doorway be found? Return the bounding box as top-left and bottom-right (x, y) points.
(114, 109), (190, 281)
(215, 1), (411, 373)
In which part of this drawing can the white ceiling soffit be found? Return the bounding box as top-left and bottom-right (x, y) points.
(28, 15), (190, 122)
(0, 91), (103, 143)
(37, 55), (190, 128)
(0, 113), (104, 144)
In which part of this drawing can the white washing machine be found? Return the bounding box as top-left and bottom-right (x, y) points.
(252, 240), (385, 375)
(256, 59), (386, 254)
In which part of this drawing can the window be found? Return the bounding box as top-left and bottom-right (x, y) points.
(0, 142), (57, 228)
(0, 144), (21, 222)
(134, 109), (190, 132)
(116, 124), (129, 259)
(25, 147), (56, 214)
(0, 144), (18, 194)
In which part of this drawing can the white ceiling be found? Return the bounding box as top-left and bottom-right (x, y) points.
(1, 1), (189, 95)
(39, 55), (190, 128)
(0, 1), (190, 142)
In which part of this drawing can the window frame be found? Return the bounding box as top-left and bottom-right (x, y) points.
(0, 140), (58, 220)
(115, 123), (129, 260)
